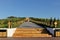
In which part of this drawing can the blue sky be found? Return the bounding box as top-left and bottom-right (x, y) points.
(0, 0), (60, 19)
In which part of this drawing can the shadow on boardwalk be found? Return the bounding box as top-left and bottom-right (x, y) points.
(31, 21), (55, 37)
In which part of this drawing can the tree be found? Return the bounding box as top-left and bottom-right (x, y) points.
(50, 17), (53, 26)
(7, 16), (16, 18)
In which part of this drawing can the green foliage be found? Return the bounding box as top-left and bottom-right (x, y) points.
(30, 17), (60, 28)
(0, 24), (8, 28)
(0, 16), (25, 28)
(0, 16), (60, 28)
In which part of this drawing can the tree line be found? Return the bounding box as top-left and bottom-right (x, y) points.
(30, 17), (60, 28)
(0, 16), (25, 28)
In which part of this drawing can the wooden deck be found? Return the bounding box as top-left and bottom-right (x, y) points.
(13, 28), (52, 37)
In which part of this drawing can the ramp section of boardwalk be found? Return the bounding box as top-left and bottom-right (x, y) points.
(13, 28), (52, 37)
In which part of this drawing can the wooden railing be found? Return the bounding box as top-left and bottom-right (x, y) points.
(0, 29), (7, 37)
(30, 19), (54, 28)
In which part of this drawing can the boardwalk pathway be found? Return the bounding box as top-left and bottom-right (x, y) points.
(13, 22), (52, 37)
(18, 22), (42, 28)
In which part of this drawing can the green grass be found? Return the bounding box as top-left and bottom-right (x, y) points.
(0, 24), (8, 28)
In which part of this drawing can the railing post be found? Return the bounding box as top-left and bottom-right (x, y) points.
(54, 21), (57, 28)
(54, 29), (56, 37)
(8, 21), (12, 28)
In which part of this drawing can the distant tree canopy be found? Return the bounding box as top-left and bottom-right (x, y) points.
(30, 17), (60, 28)
(7, 16), (17, 18)
(0, 16), (26, 28)
(0, 16), (60, 28)
(7, 16), (25, 22)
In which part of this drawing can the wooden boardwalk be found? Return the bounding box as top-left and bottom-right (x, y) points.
(13, 28), (52, 37)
